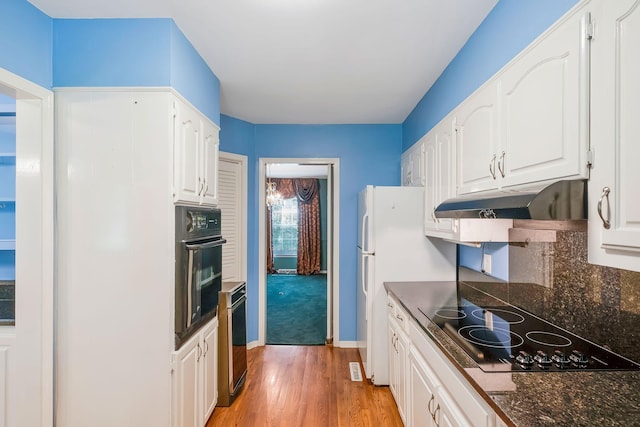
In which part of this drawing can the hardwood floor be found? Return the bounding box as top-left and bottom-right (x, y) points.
(207, 345), (403, 427)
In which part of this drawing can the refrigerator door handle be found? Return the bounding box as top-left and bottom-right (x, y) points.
(360, 213), (369, 252)
(361, 254), (368, 299)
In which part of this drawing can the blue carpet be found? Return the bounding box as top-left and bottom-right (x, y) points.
(266, 273), (327, 345)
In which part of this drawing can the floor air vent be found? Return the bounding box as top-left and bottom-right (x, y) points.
(349, 362), (363, 381)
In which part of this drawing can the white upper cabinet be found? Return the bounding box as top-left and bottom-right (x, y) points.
(401, 140), (425, 187)
(455, 2), (591, 196)
(588, 0), (640, 272)
(455, 82), (501, 194)
(174, 98), (220, 206)
(424, 117), (456, 238)
(499, 8), (591, 188)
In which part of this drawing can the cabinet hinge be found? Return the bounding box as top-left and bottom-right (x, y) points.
(584, 13), (594, 40)
(587, 149), (594, 169)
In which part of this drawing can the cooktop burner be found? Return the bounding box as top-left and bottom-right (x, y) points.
(418, 284), (640, 373)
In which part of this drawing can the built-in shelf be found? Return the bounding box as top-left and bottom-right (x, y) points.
(0, 240), (15, 251)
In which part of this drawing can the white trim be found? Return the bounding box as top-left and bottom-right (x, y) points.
(247, 341), (261, 350)
(218, 151), (248, 282)
(0, 67), (54, 427)
(335, 341), (358, 349)
(258, 158), (340, 347)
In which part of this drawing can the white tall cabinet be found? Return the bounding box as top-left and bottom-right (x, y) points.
(588, 0), (640, 273)
(55, 89), (219, 427)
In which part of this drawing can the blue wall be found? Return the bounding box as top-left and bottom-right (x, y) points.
(402, 0), (580, 151)
(52, 18), (221, 125)
(0, 0), (52, 89)
(220, 118), (402, 342)
(170, 22), (221, 126)
(403, 0), (580, 280)
(53, 19), (172, 88)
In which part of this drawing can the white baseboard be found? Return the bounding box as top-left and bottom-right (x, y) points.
(335, 340), (358, 348)
(247, 340), (261, 350)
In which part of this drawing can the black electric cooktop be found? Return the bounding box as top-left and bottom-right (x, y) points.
(418, 283), (640, 373)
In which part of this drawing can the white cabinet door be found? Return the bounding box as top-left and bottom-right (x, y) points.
(395, 327), (409, 424)
(455, 82), (501, 194)
(435, 387), (472, 427)
(588, 0), (640, 272)
(401, 140), (425, 187)
(423, 132), (439, 233)
(500, 9), (590, 188)
(408, 348), (438, 427)
(387, 318), (398, 401)
(174, 334), (200, 427)
(174, 98), (220, 207)
(175, 102), (202, 205)
(201, 123), (219, 206)
(201, 319), (219, 424)
(172, 317), (219, 427)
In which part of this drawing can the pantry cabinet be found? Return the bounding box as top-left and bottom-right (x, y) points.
(587, 0), (640, 273)
(455, 3), (591, 196)
(173, 317), (219, 427)
(173, 98), (220, 206)
(401, 140), (425, 187)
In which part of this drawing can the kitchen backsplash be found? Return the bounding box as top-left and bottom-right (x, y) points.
(459, 224), (640, 365)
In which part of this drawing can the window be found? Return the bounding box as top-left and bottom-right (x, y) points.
(271, 198), (298, 256)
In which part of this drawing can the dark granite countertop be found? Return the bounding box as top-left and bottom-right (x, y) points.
(385, 280), (640, 427)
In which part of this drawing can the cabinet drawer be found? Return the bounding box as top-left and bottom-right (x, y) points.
(409, 319), (494, 427)
(388, 294), (410, 334)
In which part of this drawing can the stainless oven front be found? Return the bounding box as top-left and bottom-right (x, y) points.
(175, 206), (225, 349)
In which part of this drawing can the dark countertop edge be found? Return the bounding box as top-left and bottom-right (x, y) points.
(385, 281), (517, 427)
(221, 280), (246, 293)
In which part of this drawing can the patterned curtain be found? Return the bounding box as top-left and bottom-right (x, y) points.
(266, 178), (321, 275)
(293, 179), (321, 275)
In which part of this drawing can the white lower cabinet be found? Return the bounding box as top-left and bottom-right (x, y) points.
(173, 317), (219, 427)
(387, 291), (499, 427)
(388, 297), (409, 424)
(409, 348), (469, 427)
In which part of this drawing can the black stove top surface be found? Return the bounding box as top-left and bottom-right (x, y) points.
(418, 283), (640, 373)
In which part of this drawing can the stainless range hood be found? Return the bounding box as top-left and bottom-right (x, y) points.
(434, 179), (587, 220)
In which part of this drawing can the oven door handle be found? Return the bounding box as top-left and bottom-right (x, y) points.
(185, 238), (227, 251)
(231, 295), (247, 311)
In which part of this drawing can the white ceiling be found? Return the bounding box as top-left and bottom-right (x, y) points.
(28, 0), (497, 124)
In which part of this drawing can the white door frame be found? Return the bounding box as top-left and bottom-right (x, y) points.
(0, 68), (54, 427)
(258, 158), (340, 347)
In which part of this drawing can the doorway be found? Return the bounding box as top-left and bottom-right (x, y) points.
(0, 69), (54, 426)
(258, 158), (340, 347)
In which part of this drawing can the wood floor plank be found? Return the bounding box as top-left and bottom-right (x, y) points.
(207, 345), (403, 427)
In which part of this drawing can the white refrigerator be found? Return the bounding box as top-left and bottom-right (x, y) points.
(356, 185), (456, 385)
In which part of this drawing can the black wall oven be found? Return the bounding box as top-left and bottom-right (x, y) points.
(175, 206), (225, 349)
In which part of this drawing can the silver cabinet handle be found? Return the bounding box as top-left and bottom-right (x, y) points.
(497, 151), (506, 178)
(198, 177), (204, 195)
(597, 187), (611, 230)
(433, 403), (441, 426)
(489, 154), (497, 179)
(428, 394), (435, 416)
